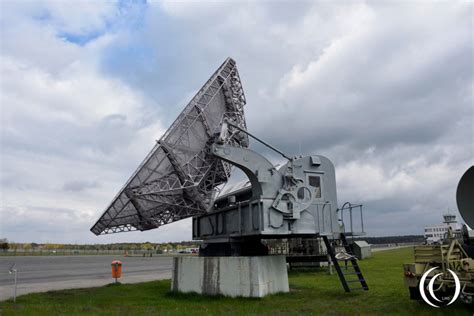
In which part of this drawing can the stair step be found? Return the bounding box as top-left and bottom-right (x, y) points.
(350, 287), (368, 291)
(343, 272), (361, 275)
(344, 264), (358, 268)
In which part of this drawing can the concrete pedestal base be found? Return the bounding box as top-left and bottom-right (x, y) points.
(171, 256), (289, 297)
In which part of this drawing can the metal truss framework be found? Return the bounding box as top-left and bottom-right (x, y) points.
(91, 58), (248, 235)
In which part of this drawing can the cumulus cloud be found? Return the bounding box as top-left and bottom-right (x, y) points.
(0, 1), (170, 243)
(0, 1), (472, 242)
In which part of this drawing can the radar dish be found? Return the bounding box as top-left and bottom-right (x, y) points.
(91, 58), (248, 235)
(457, 166), (474, 228)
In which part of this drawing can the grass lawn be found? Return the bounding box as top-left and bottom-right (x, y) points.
(0, 247), (472, 315)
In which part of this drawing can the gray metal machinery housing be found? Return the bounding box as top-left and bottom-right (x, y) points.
(194, 146), (340, 255)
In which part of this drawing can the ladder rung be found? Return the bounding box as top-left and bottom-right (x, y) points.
(347, 279), (365, 283)
(343, 272), (361, 275)
(343, 264), (359, 269)
(350, 287), (368, 291)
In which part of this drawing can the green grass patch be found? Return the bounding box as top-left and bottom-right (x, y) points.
(0, 248), (471, 315)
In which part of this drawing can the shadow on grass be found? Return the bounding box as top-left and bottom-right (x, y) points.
(165, 290), (263, 302)
(288, 267), (328, 273)
(105, 282), (122, 287)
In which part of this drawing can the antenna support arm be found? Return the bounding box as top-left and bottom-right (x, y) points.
(225, 121), (292, 161)
(211, 143), (282, 199)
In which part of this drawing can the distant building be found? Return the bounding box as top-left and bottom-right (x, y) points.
(424, 214), (461, 244)
(184, 247), (199, 254)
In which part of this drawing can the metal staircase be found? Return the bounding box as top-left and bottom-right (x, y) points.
(323, 233), (369, 292)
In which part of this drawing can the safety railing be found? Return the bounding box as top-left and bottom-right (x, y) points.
(338, 202), (365, 236)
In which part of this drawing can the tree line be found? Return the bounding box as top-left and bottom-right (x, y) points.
(0, 239), (201, 252)
(0, 235), (424, 252)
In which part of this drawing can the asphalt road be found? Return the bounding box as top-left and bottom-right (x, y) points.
(0, 255), (173, 301)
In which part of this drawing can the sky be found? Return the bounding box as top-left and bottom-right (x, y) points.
(0, 1), (472, 244)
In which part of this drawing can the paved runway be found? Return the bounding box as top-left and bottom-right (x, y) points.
(0, 255), (173, 301)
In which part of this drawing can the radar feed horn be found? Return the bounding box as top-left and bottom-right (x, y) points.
(457, 166), (474, 229)
(91, 58), (249, 235)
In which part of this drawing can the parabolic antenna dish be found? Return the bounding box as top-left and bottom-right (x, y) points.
(91, 58), (248, 235)
(457, 166), (474, 229)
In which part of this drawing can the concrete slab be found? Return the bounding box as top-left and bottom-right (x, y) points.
(171, 256), (289, 297)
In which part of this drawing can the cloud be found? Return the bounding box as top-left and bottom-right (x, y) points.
(62, 180), (100, 192)
(0, 1), (472, 242)
(0, 1), (168, 243)
(2, 0), (117, 35)
(1, 204), (192, 244)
